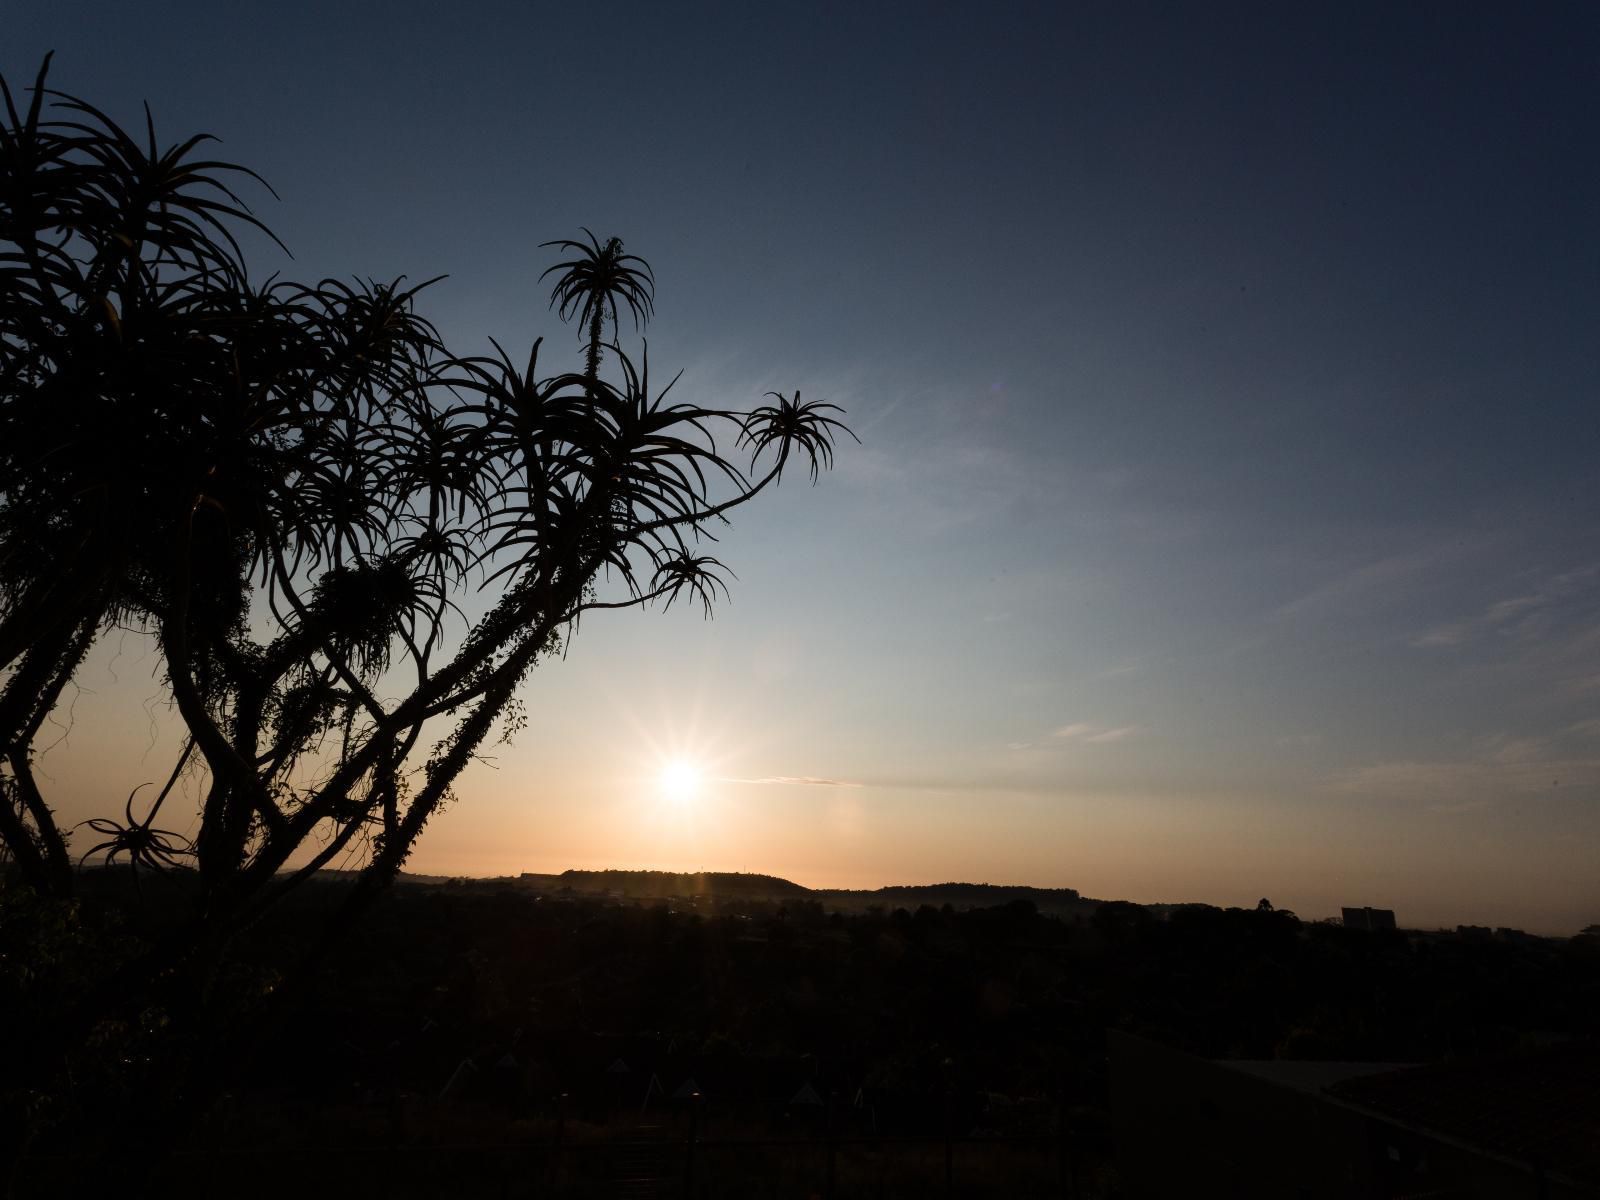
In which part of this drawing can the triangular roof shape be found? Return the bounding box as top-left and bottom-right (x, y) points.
(640, 1072), (665, 1113)
(789, 1082), (824, 1106)
(672, 1076), (702, 1099)
(606, 1057), (630, 1074)
(438, 1058), (477, 1101)
(1328, 1042), (1600, 1186)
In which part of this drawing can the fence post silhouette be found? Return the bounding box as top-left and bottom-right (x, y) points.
(553, 1092), (568, 1192)
(824, 1090), (837, 1200)
(684, 1090), (701, 1197)
(1055, 1094), (1075, 1199)
(943, 1082), (954, 1197)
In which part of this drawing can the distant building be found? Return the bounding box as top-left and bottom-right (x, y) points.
(1341, 906), (1396, 932)
(1109, 1030), (1600, 1197)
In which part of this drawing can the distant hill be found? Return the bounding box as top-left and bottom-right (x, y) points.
(819, 881), (1093, 918)
(500, 868), (1097, 917)
(523, 868), (813, 900)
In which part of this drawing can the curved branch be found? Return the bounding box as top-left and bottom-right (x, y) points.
(265, 537), (388, 726)
(159, 511), (284, 868)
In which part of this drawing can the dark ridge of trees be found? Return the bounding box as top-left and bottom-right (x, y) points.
(829, 881), (1085, 910)
(529, 869), (1090, 912)
(551, 869), (815, 899)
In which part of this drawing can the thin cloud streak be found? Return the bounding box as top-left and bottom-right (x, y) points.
(1086, 726), (1139, 744)
(1411, 564), (1600, 650)
(1271, 544), (1472, 625)
(1051, 722), (1141, 744)
(1052, 723), (1094, 739)
(1325, 755), (1600, 807)
(724, 775), (866, 788)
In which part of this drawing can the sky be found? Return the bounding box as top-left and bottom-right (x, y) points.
(7, 1), (1599, 932)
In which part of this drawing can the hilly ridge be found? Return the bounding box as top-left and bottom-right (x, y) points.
(496, 867), (1098, 918)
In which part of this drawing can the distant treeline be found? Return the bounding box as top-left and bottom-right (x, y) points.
(528, 869), (813, 899)
(820, 881), (1086, 916)
(508, 868), (1090, 916)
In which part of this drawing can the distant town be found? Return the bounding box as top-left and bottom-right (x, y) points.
(374, 868), (1571, 945)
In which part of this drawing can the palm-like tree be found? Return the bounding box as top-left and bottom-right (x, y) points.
(539, 228), (655, 387)
(0, 56), (853, 973)
(0, 60), (465, 896)
(3, 65), (858, 1181)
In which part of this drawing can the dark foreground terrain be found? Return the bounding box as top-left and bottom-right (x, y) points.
(6, 870), (1598, 1197)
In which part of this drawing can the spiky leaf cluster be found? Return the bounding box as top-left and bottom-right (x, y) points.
(0, 58), (852, 942)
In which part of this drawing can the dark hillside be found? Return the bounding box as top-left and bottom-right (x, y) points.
(509, 867), (1097, 918)
(821, 881), (1095, 919)
(544, 868), (813, 899)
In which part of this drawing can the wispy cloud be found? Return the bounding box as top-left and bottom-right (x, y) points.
(1485, 594), (1545, 623)
(1085, 726), (1139, 744)
(1410, 623), (1470, 648)
(1411, 563), (1600, 650)
(726, 775), (865, 788)
(1481, 733), (1546, 765)
(1092, 659), (1145, 681)
(835, 437), (1036, 536)
(1050, 722), (1141, 744)
(1272, 545), (1471, 625)
(1564, 718), (1600, 741)
(1326, 744), (1600, 809)
(1566, 672), (1600, 696)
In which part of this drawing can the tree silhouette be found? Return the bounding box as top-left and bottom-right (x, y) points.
(0, 58), (852, 974)
(540, 228), (655, 388)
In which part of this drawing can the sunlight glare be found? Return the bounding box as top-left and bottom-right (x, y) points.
(659, 760), (703, 803)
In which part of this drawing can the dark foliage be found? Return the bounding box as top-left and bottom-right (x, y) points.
(14, 879), (1595, 1195)
(0, 55), (848, 929)
(0, 57), (850, 1189)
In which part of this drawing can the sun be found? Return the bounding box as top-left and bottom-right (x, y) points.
(659, 759), (703, 803)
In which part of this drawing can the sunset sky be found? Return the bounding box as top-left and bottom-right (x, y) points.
(8, 2), (1598, 932)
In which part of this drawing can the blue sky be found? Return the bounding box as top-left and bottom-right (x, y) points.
(9, 1), (1598, 931)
